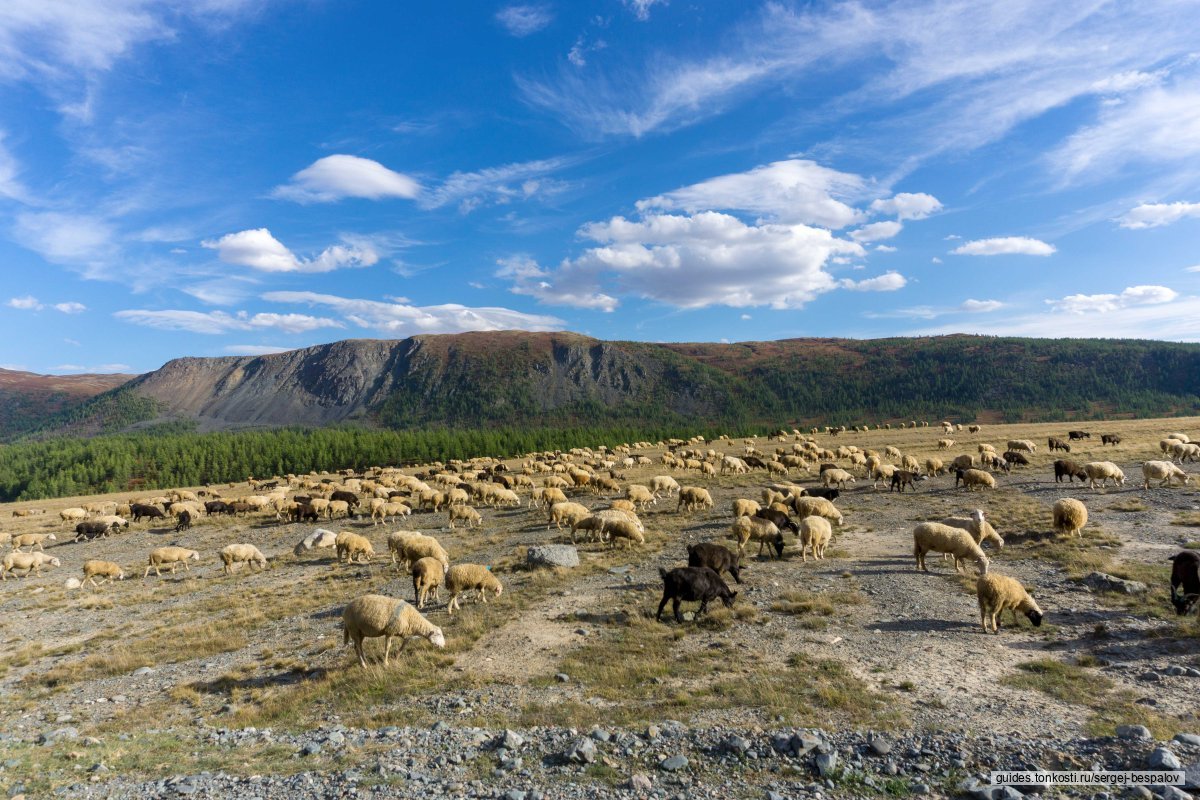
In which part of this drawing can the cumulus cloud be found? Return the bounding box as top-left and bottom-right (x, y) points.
(262, 290), (566, 334)
(114, 309), (345, 335)
(201, 228), (379, 273)
(54, 301), (86, 314)
(840, 272), (906, 292)
(495, 256), (618, 312)
(960, 299), (1003, 313)
(849, 220), (902, 243)
(271, 155), (420, 204)
(869, 192), (942, 220)
(1049, 284), (1178, 314)
(875, 244), (897, 252)
(636, 159), (869, 229)
(951, 237), (1056, 256)
(495, 4), (552, 36)
(1117, 201), (1200, 229)
(7, 295), (42, 310)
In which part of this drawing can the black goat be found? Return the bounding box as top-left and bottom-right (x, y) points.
(1053, 459), (1088, 483)
(687, 543), (743, 584)
(1169, 551), (1200, 616)
(656, 567), (737, 623)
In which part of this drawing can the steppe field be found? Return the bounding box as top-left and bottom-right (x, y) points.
(2, 416), (1199, 799)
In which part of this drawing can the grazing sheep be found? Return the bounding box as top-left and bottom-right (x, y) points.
(791, 495), (843, 527)
(387, 532), (451, 573)
(730, 515), (783, 559)
(978, 443), (996, 454)
(1047, 437), (1070, 452)
(884, 445), (902, 459)
(335, 531), (375, 564)
(822, 468), (855, 489)
(754, 507), (799, 535)
(11, 532), (56, 552)
(74, 521), (113, 542)
(342, 594), (445, 667)
(447, 504), (483, 529)
(1101, 434), (1121, 446)
(1083, 461), (1125, 491)
(1007, 439), (1036, 453)
(220, 543), (268, 574)
(1168, 551), (1200, 616)
(371, 502), (411, 526)
(1054, 459), (1088, 483)
(445, 564), (503, 615)
(804, 486), (841, 502)
(687, 542), (742, 584)
(900, 454), (921, 473)
(976, 573), (1043, 633)
(941, 509), (1004, 550)
(1142, 460), (1190, 489)
(925, 457), (945, 476)
(81, 559), (125, 587)
(912, 522), (989, 574)
(293, 528), (338, 557)
(411, 556), (445, 608)
(732, 498), (760, 518)
(656, 566), (737, 623)
(968, 425), (981, 433)
(547, 501), (590, 531)
(625, 484), (656, 510)
(951, 454), (974, 471)
(650, 475), (680, 497)
(798, 516), (833, 562)
(676, 487), (714, 513)
(1002, 451), (1030, 467)
(143, 547), (200, 577)
(871, 463), (897, 489)
(59, 507), (88, 525)
(2, 551), (61, 579)
(605, 518), (645, 549)
(957, 469), (996, 491)
(1052, 498), (1088, 538)
(1167, 432), (1191, 444)
(889, 470), (919, 493)
(937, 438), (954, 450)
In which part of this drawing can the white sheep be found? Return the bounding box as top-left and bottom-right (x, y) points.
(447, 504), (483, 529)
(2, 551), (61, 579)
(342, 594), (445, 666)
(59, 507), (88, 525)
(220, 543), (268, 574)
(10, 532), (56, 552)
(82, 559), (125, 587)
(732, 498), (760, 518)
(791, 495), (843, 527)
(1007, 439), (1036, 453)
(912, 522), (989, 574)
(1141, 460), (1190, 489)
(822, 468), (855, 489)
(605, 518), (645, 549)
(547, 501), (590, 531)
(958, 469), (995, 491)
(445, 564), (504, 615)
(371, 501), (411, 526)
(1051, 498), (1087, 537)
(799, 516), (832, 562)
(937, 438), (954, 450)
(293, 528), (338, 557)
(625, 484), (656, 510)
(143, 546), (200, 577)
(941, 509), (1004, 550)
(976, 573), (1043, 633)
(335, 531), (375, 563)
(387, 531), (450, 573)
(730, 515), (782, 558)
(1083, 461), (1125, 491)
(650, 475), (680, 497)
(411, 556), (445, 608)
(676, 487), (714, 513)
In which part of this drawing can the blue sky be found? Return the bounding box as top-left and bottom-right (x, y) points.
(2, 1), (1200, 375)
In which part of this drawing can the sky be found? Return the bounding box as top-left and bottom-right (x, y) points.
(2, 0), (1200, 375)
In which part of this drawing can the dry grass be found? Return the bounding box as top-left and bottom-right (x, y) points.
(1171, 512), (1200, 528)
(1107, 498), (1148, 512)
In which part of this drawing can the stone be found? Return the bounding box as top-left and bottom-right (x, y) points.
(1083, 572), (1148, 594)
(1159, 788), (1193, 800)
(629, 773), (652, 792)
(1149, 748), (1183, 771)
(723, 735), (752, 755)
(501, 730), (525, 750)
(659, 754), (688, 772)
(132, 667), (155, 676)
(1141, 672), (1163, 682)
(64, 578), (81, 590)
(815, 752), (838, 777)
(912, 783), (932, 795)
(326, 731), (345, 745)
(565, 737), (595, 765)
(1116, 725), (1153, 741)
(790, 733), (823, 757)
(869, 737), (893, 756)
(526, 545), (579, 569)
(1174, 734), (1200, 747)
(503, 791), (526, 800)
(300, 742), (322, 756)
(555, 673), (570, 683)
(590, 729), (611, 742)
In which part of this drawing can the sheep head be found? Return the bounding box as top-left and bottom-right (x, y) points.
(1025, 608), (1043, 627)
(428, 628), (446, 648)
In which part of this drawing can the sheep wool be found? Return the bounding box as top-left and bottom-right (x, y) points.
(445, 564), (504, 615)
(82, 559), (126, 587)
(799, 516), (832, 562)
(143, 546), (200, 578)
(976, 573), (1043, 633)
(342, 594), (446, 667)
(2, 551), (61, 580)
(912, 522), (989, 574)
(220, 543), (268, 574)
(1052, 498), (1088, 537)
(411, 556), (446, 609)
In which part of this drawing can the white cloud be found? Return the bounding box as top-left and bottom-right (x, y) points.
(960, 299), (1003, 313)
(624, 0), (666, 21)
(740, 313), (751, 320)
(0, 131), (28, 202)
(495, 255), (618, 312)
(201, 228), (378, 273)
(875, 244), (897, 253)
(1186, 264), (1200, 273)
(224, 344), (293, 356)
(182, 277), (259, 306)
(114, 309), (345, 335)
(13, 211), (115, 263)
(869, 192), (942, 220)
(849, 220), (902, 243)
(495, 4), (552, 37)
(840, 271), (906, 292)
(636, 159), (868, 229)
(930, 256), (942, 264)
(262, 290), (566, 334)
(49, 362), (132, 374)
(1090, 70), (1165, 95)
(568, 35), (607, 67)
(1049, 284), (1178, 314)
(951, 237), (1056, 256)
(53, 301), (86, 314)
(865, 297), (1004, 320)
(420, 157), (572, 213)
(271, 155), (420, 204)
(7, 295), (42, 310)
(1117, 200), (1200, 229)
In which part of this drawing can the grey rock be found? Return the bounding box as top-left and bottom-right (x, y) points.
(659, 755), (688, 772)
(503, 791), (526, 800)
(565, 737), (596, 765)
(300, 742), (322, 756)
(1083, 572), (1148, 594)
(766, 792), (786, 800)
(326, 731), (344, 745)
(501, 730), (525, 750)
(629, 773), (652, 792)
(790, 733), (824, 756)
(555, 673), (570, 683)
(132, 667), (155, 676)
(1186, 668), (1200, 679)
(1174, 734), (1200, 747)
(1160, 788), (1193, 800)
(1149, 748), (1183, 771)
(1117, 725), (1153, 740)
(590, 729), (611, 742)
(815, 751), (838, 777)
(912, 783), (932, 795)
(1122, 787), (1153, 800)
(869, 737), (893, 756)
(526, 545), (579, 569)
(1142, 672), (1163, 682)
(723, 735), (752, 755)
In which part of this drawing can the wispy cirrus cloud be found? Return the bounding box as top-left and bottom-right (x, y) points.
(495, 4), (552, 37)
(271, 155), (420, 204)
(224, 344), (293, 356)
(623, 0), (667, 22)
(951, 237), (1055, 257)
(864, 298), (1003, 320)
(419, 156), (573, 213)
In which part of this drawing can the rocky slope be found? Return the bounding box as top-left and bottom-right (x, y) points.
(0, 367), (134, 437)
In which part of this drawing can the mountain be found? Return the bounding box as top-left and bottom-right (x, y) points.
(33, 331), (1200, 437)
(0, 368), (136, 437)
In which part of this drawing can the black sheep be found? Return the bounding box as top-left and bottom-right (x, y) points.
(687, 542), (743, 584)
(1169, 551), (1200, 616)
(656, 567), (737, 623)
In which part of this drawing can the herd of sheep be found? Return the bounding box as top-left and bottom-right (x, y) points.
(2, 422), (1199, 665)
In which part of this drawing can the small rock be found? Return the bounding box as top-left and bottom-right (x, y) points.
(503, 791), (526, 800)
(912, 783), (931, 795)
(64, 578), (81, 590)
(501, 730), (524, 750)
(326, 731), (345, 745)
(590, 729), (611, 742)
(646, 725), (661, 740)
(1148, 747), (1183, 771)
(300, 742), (322, 756)
(815, 752), (838, 777)
(1083, 572), (1148, 594)
(766, 792), (786, 800)
(723, 736), (752, 755)
(629, 773), (652, 792)
(565, 737), (595, 765)
(869, 737), (893, 756)
(1174, 733), (1200, 746)
(526, 545), (579, 569)
(131, 667), (155, 677)
(555, 673), (570, 683)
(1141, 672), (1163, 682)
(1159, 788), (1194, 800)
(659, 755), (688, 772)
(1117, 725), (1153, 741)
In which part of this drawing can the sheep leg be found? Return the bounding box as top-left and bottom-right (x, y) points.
(655, 592), (671, 622)
(672, 597), (683, 623)
(383, 635), (393, 666)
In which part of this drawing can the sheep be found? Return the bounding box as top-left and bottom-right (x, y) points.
(1007, 439), (1036, 453)
(968, 424), (981, 433)
(1167, 432), (1191, 444)
(1054, 459), (1088, 483)
(937, 438), (954, 450)
(976, 573), (1043, 633)
(687, 542), (743, 584)
(1002, 451), (1030, 467)
(371, 502), (411, 526)
(925, 457), (945, 477)
(656, 567), (736, 623)
(1052, 498), (1088, 538)
(791, 495), (843, 527)
(625, 484), (656, 510)
(941, 509), (1004, 550)
(730, 515), (783, 559)
(11, 532), (57, 552)
(732, 498), (760, 518)
(912, 522), (989, 574)
(798, 516), (832, 562)
(889, 470), (919, 493)
(293, 528), (338, 557)
(411, 556), (445, 608)
(2, 551), (61, 579)
(650, 475), (680, 497)
(59, 507), (88, 525)
(447, 504), (483, 529)
(804, 486), (840, 501)
(1142, 460), (1190, 489)
(677, 487), (714, 513)
(754, 507), (799, 535)
(884, 445), (902, 459)
(143, 546), (200, 577)
(82, 559), (125, 587)
(822, 468), (855, 489)
(445, 564), (503, 615)
(1083, 461), (1125, 491)
(1101, 434), (1121, 446)
(605, 518), (646, 549)
(957, 468), (995, 491)
(900, 454), (921, 473)
(220, 543), (268, 574)
(978, 443), (996, 454)
(547, 501), (590, 531)
(342, 594), (445, 667)
(951, 454), (974, 471)
(74, 521), (113, 542)
(335, 531), (375, 564)
(871, 463), (897, 489)
(1168, 551), (1200, 616)
(1047, 437), (1070, 452)
(387, 531), (450, 573)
